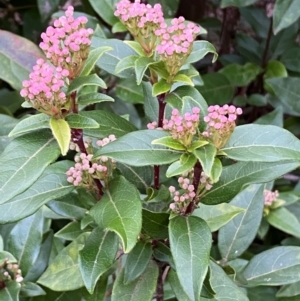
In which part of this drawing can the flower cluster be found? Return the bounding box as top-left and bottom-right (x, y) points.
(40, 6), (93, 76)
(114, 0), (164, 55)
(162, 107), (200, 147)
(203, 104), (243, 148)
(264, 189), (279, 206)
(20, 59), (69, 115)
(155, 17), (200, 76)
(0, 260), (23, 284)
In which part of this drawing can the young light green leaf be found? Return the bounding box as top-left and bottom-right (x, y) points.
(0, 281), (21, 301)
(68, 74), (107, 93)
(65, 114), (99, 129)
(80, 46), (112, 76)
(169, 215), (212, 301)
(95, 130), (182, 166)
(202, 161), (299, 205)
(267, 207), (300, 238)
(185, 41), (218, 65)
(166, 153), (197, 177)
(218, 184), (264, 261)
(112, 260), (158, 301)
(194, 144), (217, 179)
(193, 203), (245, 232)
(49, 118), (71, 156)
(0, 130), (60, 204)
(124, 241), (152, 284)
(9, 114), (50, 137)
(211, 158), (222, 183)
(112, 20), (128, 33)
(242, 246), (300, 286)
(78, 92), (114, 106)
(152, 78), (172, 96)
(124, 41), (147, 56)
(90, 176), (142, 253)
(152, 136), (186, 150)
(79, 227), (118, 294)
(222, 124), (300, 163)
(135, 56), (155, 85)
(173, 73), (194, 86)
(115, 55), (139, 74)
(38, 233), (89, 291)
(187, 140), (209, 152)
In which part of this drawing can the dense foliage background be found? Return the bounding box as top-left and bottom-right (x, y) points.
(1, 0), (300, 300)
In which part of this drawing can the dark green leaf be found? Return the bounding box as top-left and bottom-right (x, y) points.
(221, 0), (258, 8)
(142, 81), (158, 121)
(89, 0), (119, 25)
(81, 276), (108, 301)
(20, 282), (45, 297)
(78, 93), (114, 106)
(116, 78), (144, 104)
(65, 114), (99, 129)
(37, 0), (59, 22)
(142, 209), (169, 239)
(55, 221), (86, 241)
(0, 114), (17, 153)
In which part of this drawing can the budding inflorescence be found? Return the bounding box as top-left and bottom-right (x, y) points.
(0, 260), (23, 284)
(264, 189), (279, 207)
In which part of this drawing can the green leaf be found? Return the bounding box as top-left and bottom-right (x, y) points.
(124, 41), (147, 56)
(80, 110), (137, 138)
(38, 233), (89, 291)
(116, 78), (144, 104)
(115, 55), (139, 74)
(80, 46), (112, 76)
(196, 73), (234, 106)
(65, 114), (99, 129)
(124, 241), (152, 284)
(273, 0), (300, 34)
(152, 136), (186, 150)
(254, 107), (283, 127)
(221, 0), (258, 8)
(168, 269), (193, 301)
(185, 41), (218, 64)
(194, 144), (217, 179)
(193, 203), (245, 232)
(173, 73), (194, 86)
(0, 130), (60, 204)
(267, 207), (300, 238)
(142, 209), (169, 239)
(166, 153), (197, 177)
(0, 114), (17, 153)
(242, 246), (300, 286)
(148, 0), (180, 17)
(81, 277), (108, 301)
(222, 124), (300, 162)
(280, 47), (300, 73)
(8, 114), (50, 137)
(0, 30), (44, 90)
(153, 242), (175, 269)
(90, 176), (142, 253)
(0, 251), (17, 265)
(7, 210), (44, 275)
(169, 215), (212, 301)
(211, 158), (222, 183)
(112, 20), (128, 33)
(20, 282), (45, 297)
(152, 78), (172, 96)
(68, 74), (107, 93)
(38, 0), (59, 22)
(202, 161), (299, 205)
(0, 281), (21, 301)
(135, 56), (155, 85)
(89, 0), (119, 26)
(0, 161), (74, 224)
(78, 92), (114, 106)
(79, 227), (118, 293)
(95, 130), (182, 166)
(219, 63), (262, 87)
(112, 260), (159, 301)
(142, 81), (158, 121)
(49, 118), (71, 156)
(276, 280), (300, 298)
(218, 184), (264, 261)
(55, 221), (85, 241)
(247, 287), (277, 301)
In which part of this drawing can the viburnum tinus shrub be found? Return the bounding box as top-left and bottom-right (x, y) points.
(1, 0), (300, 301)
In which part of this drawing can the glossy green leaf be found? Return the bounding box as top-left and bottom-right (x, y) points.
(242, 246), (300, 286)
(112, 260), (158, 301)
(124, 240), (152, 284)
(0, 30), (43, 90)
(166, 153), (197, 177)
(194, 144), (217, 179)
(173, 73), (194, 86)
(80, 110), (137, 138)
(20, 282), (45, 297)
(152, 136), (186, 150)
(0, 161), (74, 223)
(142, 209), (169, 239)
(222, 124), (300, 162)
(49, 118), (71, 156)
(142, 81), (158, 121)
(65, 114), (99, 129)
(38, 233), (89, 291)
(80, 46), (112, 76)
(115, 55), (139, 74)
(9, 114), (50, 137)
(186, 41), (218, 64)
(7, 209), (44, 275)
(90, 176), (142, 253)
(0, 130), (60, 204)
(78, 92), (114, 106)
(79, 227), (118, 293)
(267, 207), (300, 238)
(135, 56), (155, 85)
(55, 221), (85, 241)
(153, 242), (175, 269)
(68, 74), (107, 93)
(89, 0), (119, 25)
(273, 0), (300, 34)
(81, 277), (108, 301)
(218, 184), (264, 261)
(254, 107), (283, 127)
(0, 114), (17, 154)
(152, 78), (172, 96)
(169, 215), (211, 301)
(116, 78), (144, 104)
(221, 0), (258, 8)
(211, 158), (222, 183)
(168, 269), (193, 301)
(193, 203), (245, 232)
(0, 281), (21, 301)
(95, 130), (182, 166)
(276, 280), (300, 298)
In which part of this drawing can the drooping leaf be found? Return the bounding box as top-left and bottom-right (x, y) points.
(218, 184), (264, 261)
(169, 215), (212, 301)
(0, 130), (60, 204)
(79, 227), (118, 293)
(90, 176), (142, 253)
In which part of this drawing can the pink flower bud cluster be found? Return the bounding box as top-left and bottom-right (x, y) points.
(2, 261), (23, 283)
(199, 172), (213, 191)
(39, 6), (93, 74)
(163, 107), (200, 146)
(155, 17), (200, 75)
(20, 59), (68, 113)
(264, 189), (279, 206)
(147, 121), (157, 130)
(114, 0), (164, 55)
